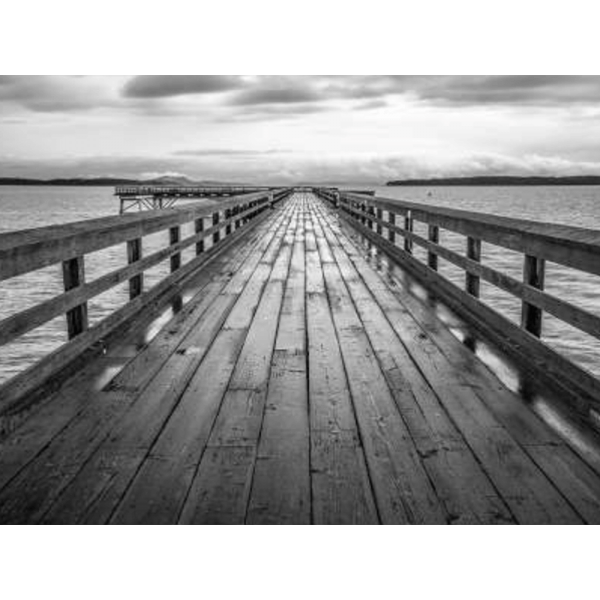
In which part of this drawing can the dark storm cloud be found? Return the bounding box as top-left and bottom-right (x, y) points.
(0, 76), (112, 112)
(225, 75), (600, 109)
(122, 75), (245, 98)
(4, 75), (600, 116)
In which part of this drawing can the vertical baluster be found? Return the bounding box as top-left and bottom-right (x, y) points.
(213, 211), (220, 245)
(388, 211), (396, 244)
(225, 208), (232, 236)
(466, 236), (481, 297)
(62, 255), (88, 339)
(427, 225), (439, 270)
(195, 217), (204, 255)
(376, 208), (383, 235)
(404, 211), (413, 253)
(127, 237), (143, 299)
(169, 225), (181, 272)
(522, 254), (545, 337)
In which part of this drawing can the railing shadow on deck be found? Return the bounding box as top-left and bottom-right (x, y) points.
(315, 187), (600, 420)
(0, 188), (292, 416)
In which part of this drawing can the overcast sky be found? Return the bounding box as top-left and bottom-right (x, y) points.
(2, 75), (600, 183)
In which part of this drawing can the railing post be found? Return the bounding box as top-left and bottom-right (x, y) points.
(427, 224), (439, 270)
(388, 212), (396, 244)
(212, 211), (220, 245)
(225, 208), (232, 236)
(466, 236), (481, 297)
(376, 208), (383, 235)
(404, 211), (413, 253)
(195, 217), (204, 255)
(62, 255), (88, 339)
(169, 225), (181, 272)
(126, 238), (143, 299)
(522, 254), (545, 337)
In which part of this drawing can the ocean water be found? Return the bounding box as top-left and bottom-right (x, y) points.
(1, 184), (600, 385)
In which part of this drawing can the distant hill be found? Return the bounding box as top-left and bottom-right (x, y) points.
(386, 175), (600, 186)
(0, 175), (234, 187)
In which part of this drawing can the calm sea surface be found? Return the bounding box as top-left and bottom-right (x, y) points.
(1, 184), (600, 384)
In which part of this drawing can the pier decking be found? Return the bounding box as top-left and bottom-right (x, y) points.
(2, 192), (600, 523)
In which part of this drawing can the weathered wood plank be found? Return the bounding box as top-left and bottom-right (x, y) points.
(329, 205), (585, 523)
(314, 205), (514, 524)
(247, 197), (310, 524)
(305, 204), (379, 524)
(0, 203), (295, 523)
(0, 213), (276, 493)
(45, 201), (298, 525)
(179, 198), (301, 525)
(311, 206), (446, 524)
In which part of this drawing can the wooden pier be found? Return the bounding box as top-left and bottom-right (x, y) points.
(2, 188), (600, 524)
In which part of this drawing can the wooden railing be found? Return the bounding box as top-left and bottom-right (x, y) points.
(319, 189), (600, 411)
(115, 185), (273, 197)
(0, 188), (291, 412)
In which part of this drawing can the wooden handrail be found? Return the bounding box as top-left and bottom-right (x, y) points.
(0, 188), (291, 411)
(342, 192), (600, 276)
(0, 190), (281, 281)
(329, 190), (600, 411)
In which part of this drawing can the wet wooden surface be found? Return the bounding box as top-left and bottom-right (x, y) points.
(2, 192), (600, 524)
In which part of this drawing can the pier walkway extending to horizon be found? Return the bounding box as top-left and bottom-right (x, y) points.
(2, 191), (600, 524)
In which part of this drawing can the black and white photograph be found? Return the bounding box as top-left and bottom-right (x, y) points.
(4, 73), (600, 526)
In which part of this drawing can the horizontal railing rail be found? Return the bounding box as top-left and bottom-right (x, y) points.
(114, 185), (273, 197)
(326, 190), (600, 412)
(0, 187), (292, 411)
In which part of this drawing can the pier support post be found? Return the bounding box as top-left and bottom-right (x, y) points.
(169, 226), (181, 272)
(62, 255), (88, 339)
(195, 217), (204, 255)
(388, 212), (396, 244)
(404, 212), (413, 254)
(466, 236), (481, 297)
(428, 225), (439, 270)
(522, 254), (545, 337)
(127, 238), (143, 299)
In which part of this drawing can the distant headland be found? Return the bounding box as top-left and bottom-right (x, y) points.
(386, 175), (600, 186)
(0, 175), (227, 187)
